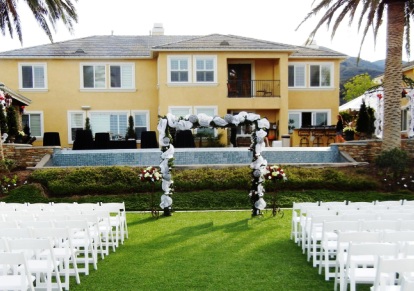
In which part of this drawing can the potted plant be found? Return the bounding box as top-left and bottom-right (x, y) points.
(343, 125), (355, 141)
(6, 106), (18, 143)
(125, 116), (137, 140)
(288, 119), (295, 134)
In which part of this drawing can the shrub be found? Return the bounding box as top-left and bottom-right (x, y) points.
(375, 148), (408, 178)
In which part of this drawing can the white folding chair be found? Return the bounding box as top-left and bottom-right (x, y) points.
(291, 202), (320, 243)
(0, 221), (18, 228)
(99, 202), (128, 244)
(93, 210), (117, 254)
(0, 252), (35, 291)
(400, 220), (414, 231)
(401, 276), (414, 291)
(361, 220), (401, 232)
(300, 207), (332, 253)
(306, 214), (340, 265)
(347, 201), (375, 209)
(379, 213), (414, 220)
(31, 227), (81, 289)
(70, 213), (105, 259)
(375, 200), (403, 207)
(319, 201), (347, 208)
(8, 238), (63, 291)
(382, 231), (414, 246)
(0, 228), (32, 239)
(54, 220), (98, 275)
(334, 232), (382, 291)
(403, 200), (414, 206)
(370, 257), (414, 291)
(19, 220), (54, 229)
(345, 242), (399, 291)
(319, 220), (360, 280)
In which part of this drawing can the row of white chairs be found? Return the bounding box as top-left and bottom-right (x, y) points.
(336, 240), (414, 291)
(297, 219), (414, 291)
(0, 230), (80, 291)
(0, 202), (129, 246)
(291, 201), (414, 291)
(291, 201), (414, 247)
(0, 216), (126, 290)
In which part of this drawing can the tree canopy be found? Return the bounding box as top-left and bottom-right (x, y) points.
(343, 73), (376, 102)
(0, 0), (78, 44)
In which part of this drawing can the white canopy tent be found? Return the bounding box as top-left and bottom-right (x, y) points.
(339, 88), (414, 139)
(339, 94), (380, 111)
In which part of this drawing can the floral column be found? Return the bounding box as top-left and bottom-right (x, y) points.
(157, 117), (175, 216)
(248, 116), (270, 216)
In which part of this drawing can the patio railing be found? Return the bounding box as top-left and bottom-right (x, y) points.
(227, 80), (280, 98)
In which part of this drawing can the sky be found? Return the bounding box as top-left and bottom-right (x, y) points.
(0, 0), (409, 63)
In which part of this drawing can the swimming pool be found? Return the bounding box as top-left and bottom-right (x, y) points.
(48, 145), (353, 167)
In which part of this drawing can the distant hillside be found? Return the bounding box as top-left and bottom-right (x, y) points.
(340, 57), (384, 83)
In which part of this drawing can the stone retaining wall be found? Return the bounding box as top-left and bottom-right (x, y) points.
(1, 144), (57, 168)
(337, 139), (414, 163)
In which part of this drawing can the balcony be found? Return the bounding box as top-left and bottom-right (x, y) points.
(227, 80), (280, 98)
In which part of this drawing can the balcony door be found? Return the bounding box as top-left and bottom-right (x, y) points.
(228, 64), (252, 97)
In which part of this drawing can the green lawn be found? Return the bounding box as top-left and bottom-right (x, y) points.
(69, 210), (372, 291)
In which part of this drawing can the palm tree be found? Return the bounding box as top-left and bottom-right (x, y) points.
(0, 0), (78, 44)
(297, 0), (412, 151)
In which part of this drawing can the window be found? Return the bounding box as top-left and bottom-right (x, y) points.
(195, 107), (217, 136)
(288, 64), (305, 87)
(81, 63), (134, 89)
(169, 57), (190, 83)
(310, 64), (332, 87)
(401, 108), (409, 131)
(195, 57), (215, 82)
(289, 110), (330, 128)
(89, 112), (128, 138)
(288, 63), (333, 88)
(19, 64), (47, 89)
(169, 107), (192, 118)
(110, 65), (133, 88)
(133, 112), (149, 140)
(83, 65), (105, 88)
(69, 112), (85, 142)
(22, 112), (42, 137)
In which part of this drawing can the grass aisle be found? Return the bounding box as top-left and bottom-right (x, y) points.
(70, 211), (369, 291)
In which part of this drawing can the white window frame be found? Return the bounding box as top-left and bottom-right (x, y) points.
(80, 62), (135, 91)
(288, 62), (334, 89)
(167, 56), (191, 84)
(401, 107), (410, 132)
(67, 111), (86, 144)
(88, 110), (129, 138)
(288, 110), (331, 128)
(18, 63), (47, 91)
(22, 111), (44, 138)
(193, 55), (217, 84)
(168, 106), (192, 118)
(109, 64), (134, 89)
(194, 106), (218, 136)
(131, 110), (150, 142)
(309, 63), (333, 88)
(288, 63), (306, 88)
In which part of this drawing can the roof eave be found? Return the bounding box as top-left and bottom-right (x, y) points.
(0, 84), (32, 105)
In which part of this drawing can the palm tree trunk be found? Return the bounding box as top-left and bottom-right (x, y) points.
(382, 1), (405, 151)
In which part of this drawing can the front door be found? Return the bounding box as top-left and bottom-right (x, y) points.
(228, 64), (252, 97)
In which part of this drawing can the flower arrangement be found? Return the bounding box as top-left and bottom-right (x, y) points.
(139, 166), (162, 183)
(343, 125), (356, 133)
(264, 165), (287, 182)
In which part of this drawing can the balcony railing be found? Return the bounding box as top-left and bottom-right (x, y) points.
(227, 80), (280, 98)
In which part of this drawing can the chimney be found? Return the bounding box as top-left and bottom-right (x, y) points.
(152, 23), (164, 36)
(305, 39), (319, 49)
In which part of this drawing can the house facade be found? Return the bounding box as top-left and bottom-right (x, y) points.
(0, 25), (347, 148)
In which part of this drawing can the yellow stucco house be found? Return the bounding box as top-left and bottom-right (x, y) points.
(0, 25), (347, 148)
